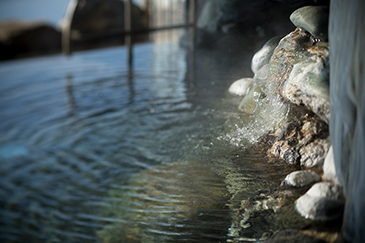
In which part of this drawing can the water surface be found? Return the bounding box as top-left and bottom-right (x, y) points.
(0, 41), (296, 242)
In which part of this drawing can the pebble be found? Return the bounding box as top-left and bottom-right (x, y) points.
(290, 6), (329, 41)
(228, 78), (255, 96)
(295, 182), (345, 220)
(284, 171), (321, 187)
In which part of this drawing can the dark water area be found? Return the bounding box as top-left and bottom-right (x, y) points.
(0, 41), (298, 242)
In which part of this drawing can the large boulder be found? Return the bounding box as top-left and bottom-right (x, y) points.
(0, 21), (61, 60)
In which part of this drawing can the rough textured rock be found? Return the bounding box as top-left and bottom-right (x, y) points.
(0, 21), (61, 60)
(266, 28), (330, 123)
(295, 182), (345, 221)
(329, 1), (365, 241)
(284, 171), (321, 187)
(264, 117), (330, 166)
(228, 78), (255, 96)
(283, 56), (330, 123)
(290, 6), (329, 41)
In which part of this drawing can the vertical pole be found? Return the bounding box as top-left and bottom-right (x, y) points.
(190, 0), (197, 48)
(62, 0), (79, 55)
(184, 0), (190, 34)
(125, 0), (133, 68)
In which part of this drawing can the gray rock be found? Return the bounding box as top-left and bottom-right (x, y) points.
(295, 182), (345, 220)
(228, 78), (255, 96)
(284, 170), (321, 187)
(322, 146), (341, 185)
(299, 138), (331, 167)
(290, 6), (329, 41)
(251, 35), (282, 74)
(283, 58), (330, 123)
(0, 21), (61, 60)
(269, 118), (329, 166)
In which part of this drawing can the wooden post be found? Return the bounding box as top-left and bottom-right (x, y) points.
(125, 0), (133, 68)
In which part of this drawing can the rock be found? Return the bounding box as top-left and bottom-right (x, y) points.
(0, 21), (61, 60)
(283, 57), (330, 123)
(251, 35), (282, 74)
(322, 146), (341, 185)
(282, 42), (330, 123)
(290, 6), (329, 41)
(284, 170), (321, 187)
(268, 118), (329, 166)
(238, 84), (265, 114)
(228, 78), (255, 96)
(299, 138), (330, 167)
(295, 182), (345, 220)
(265, 27), (330, 123)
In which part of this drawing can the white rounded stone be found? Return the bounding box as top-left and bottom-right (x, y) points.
(295, 182), (345, 220)
(284, 170), (321, 187)
(228, 78), (255, 96)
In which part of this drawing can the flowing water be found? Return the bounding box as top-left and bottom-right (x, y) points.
(0, 41), (299, 242)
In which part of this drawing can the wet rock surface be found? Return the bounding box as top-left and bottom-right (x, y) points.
(295, 182), (345, 221)
(251, 35), (283, 74)
(268, 28), (330, 123)
(284, 170), (321, 187)
(260, 117), (330, 167)
(290, 6), (329, 41)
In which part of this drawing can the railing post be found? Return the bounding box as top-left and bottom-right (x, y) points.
(62, 0), (79, 55)
(190, 0), (197, 48)
(125, 0), (133, 68)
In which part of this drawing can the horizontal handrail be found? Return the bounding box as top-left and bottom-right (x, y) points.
(72, 23), (194, 42)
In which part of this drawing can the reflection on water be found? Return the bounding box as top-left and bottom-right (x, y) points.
(0, 41), (297, 242)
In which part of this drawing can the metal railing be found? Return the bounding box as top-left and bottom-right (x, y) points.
(62, 0), (198, 64)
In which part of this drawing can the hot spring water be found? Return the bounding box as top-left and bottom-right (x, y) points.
(0, 41), (301, 242)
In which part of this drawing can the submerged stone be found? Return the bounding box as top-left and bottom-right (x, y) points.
(295, 182), (345, 221)
(290, 6), (329, 41)
(284, 170), (321, 187)
(228, 78), (255, 96)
